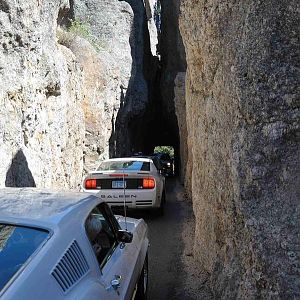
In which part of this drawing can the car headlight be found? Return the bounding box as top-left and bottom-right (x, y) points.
(167, 163), (171, 166)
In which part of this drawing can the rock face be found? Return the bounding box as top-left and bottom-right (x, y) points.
(160, 0), (186, 121)
(0, 0), (154, 186)
(144, 0), (159, 57)
(174, 72), (191, 193)
(180, 0), (300, 298)
(0, 0), (84, 188)
(59, 0), (136, 171)
(110, 0), (151, 157)
(66, 0), (153, 167)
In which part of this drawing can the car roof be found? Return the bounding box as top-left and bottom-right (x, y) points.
(0, 188), (99, 230)
(103, 157), (153, 163)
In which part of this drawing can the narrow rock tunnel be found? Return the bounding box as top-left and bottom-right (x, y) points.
(113, 82), (182, 176)
(109, 0), (184, 177)
(0, 0), (299, 298)
(127, 86), (181, 174)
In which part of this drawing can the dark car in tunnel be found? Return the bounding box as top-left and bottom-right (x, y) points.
(150, 153), (174, 177)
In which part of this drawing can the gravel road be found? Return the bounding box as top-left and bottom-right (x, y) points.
(127, 179), (212, 300)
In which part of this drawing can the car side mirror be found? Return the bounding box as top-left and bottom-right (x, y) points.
(117, 230), (133, 243)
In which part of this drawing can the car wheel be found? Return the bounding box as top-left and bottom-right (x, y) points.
(152, 192), (165, 216)
(135, 254), (148, 300)
(157, 199), (164, 216)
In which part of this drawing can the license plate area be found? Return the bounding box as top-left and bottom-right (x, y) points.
(112, 180), (126, 189)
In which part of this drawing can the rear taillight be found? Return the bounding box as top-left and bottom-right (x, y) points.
(85, 179), (97, 189)
(143, 178), (155, 189)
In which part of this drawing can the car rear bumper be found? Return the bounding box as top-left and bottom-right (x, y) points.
(82, 189), (160, 209)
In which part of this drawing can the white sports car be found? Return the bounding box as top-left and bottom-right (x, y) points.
(0, 188), (149, 300)
(82, 157), (166, 214)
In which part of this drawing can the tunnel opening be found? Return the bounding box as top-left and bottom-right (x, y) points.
(153, 146), (174, 158)
(108, 0), (181, 178)
(126, 96), (180, 176)
(125, 0), (182, 177)
(126, 67), (181, 177)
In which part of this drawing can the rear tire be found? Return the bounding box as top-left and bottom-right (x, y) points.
(158, 201), (164, 216)
(156, 196), (164, 216)
(135, 254), (148, 300)
(152, 191), (166, 216)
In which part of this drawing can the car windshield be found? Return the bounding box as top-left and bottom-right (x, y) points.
(0, 224), (50, 291)
(97, 160), (150, 171)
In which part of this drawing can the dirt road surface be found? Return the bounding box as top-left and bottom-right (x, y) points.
(127, 179), (212, 300)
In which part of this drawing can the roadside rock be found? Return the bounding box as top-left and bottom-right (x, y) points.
(0, 0), (153, 187)
(174, 72), (191, 195)
(69, 0), (150, 165)
(59, 0), (135, 170)
(0, 0), (84, 188)
(180, 0), (300, 298)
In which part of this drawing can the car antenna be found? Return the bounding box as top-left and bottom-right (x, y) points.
(122, 163), (128, 231)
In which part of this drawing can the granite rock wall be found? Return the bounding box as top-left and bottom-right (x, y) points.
(60, 0), (154, 169)
(179, 0), (300, 297)
(0, 0), (155, 187)
(59, 0), (136, 171)
(0, 0), (84, 188)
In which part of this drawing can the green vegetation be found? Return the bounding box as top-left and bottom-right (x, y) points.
(68, 20), (91, 39)
(69, 20), (105, 51)
(57, 20), (105, 51)
(154, 146), (174, 158)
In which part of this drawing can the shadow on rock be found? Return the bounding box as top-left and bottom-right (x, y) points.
(5, 149), (36, 187)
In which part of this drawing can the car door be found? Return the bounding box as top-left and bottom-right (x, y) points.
(85, 203), (139, 300)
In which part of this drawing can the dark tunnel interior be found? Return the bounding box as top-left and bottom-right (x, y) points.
(109, 0), (183, 178)
(127, 71), (181, 176)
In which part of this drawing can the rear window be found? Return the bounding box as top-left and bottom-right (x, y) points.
(97, 161), (150, 171)
(0, 224), (49, 291)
